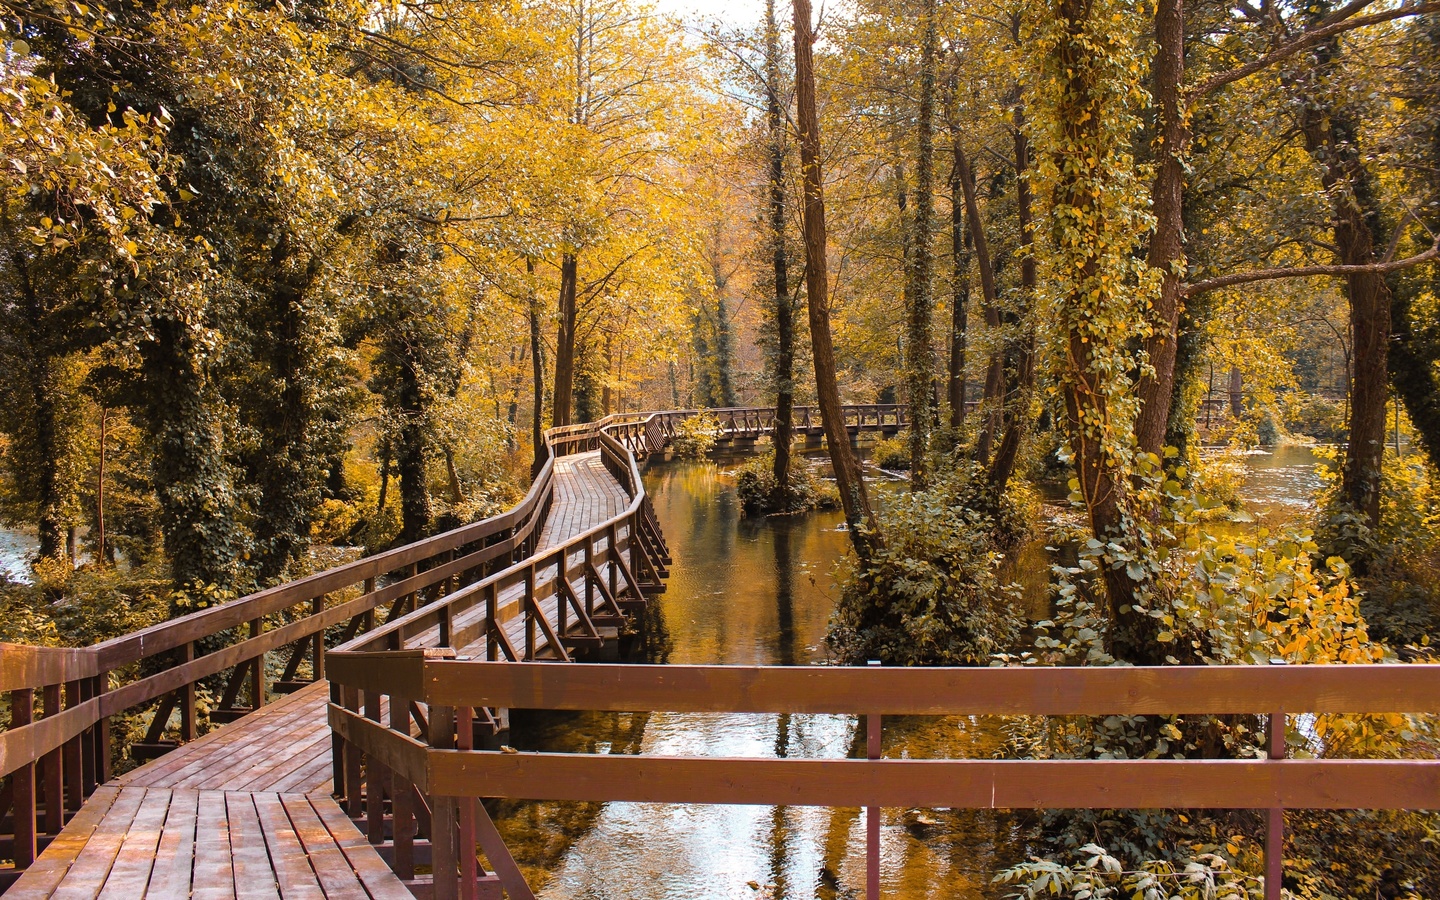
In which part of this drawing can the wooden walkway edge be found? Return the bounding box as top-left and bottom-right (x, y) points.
(7, 446), (641, 898)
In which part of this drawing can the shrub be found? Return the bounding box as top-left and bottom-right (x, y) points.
(1283, 394), (1347, 443)
(670, 411), (721, 459)
(869, 433), (910, 471)
(828, 461), (1025, 665)
(732, 452), (840, 516)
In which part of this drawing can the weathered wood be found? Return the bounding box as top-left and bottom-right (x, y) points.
(326, 705), (429, 794)
(3, 785), (120, 899)
(422, 661), (1440, 715)
(429, 753), (1440, 811)
(0, 645), (98, 694)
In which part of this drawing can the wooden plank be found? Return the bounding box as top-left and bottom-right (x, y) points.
(190, 792), (236, 900)
(251, 793), (325, 900)
(5, 785), (120, 899)
(225, 793), (280, 900)
(224, 730), (333, 793)
(48, 786), (146, 900)
(430, 752), (1440, 811)
(0, 644), (98, 693)
(308, 796), (415, 900)
(94, 787), (170, 898)
(325, 705), (428, 792)
(421, 660), (1440, 716)
(143, 788), (198, 899)
(277, 794), (366, 899)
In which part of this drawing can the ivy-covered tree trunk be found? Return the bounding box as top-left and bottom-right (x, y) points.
(1295, 27), (1391, 530)
(793, 0), (876, 556)
(765, 0), (796, 511)
(142, 317), (246, 597)
(905, 0), (938, 485)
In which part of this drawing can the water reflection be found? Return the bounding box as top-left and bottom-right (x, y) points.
(1235, 444), (1324, 516)
(0, 527), (37, 582)
(504, 461), (1021, 900)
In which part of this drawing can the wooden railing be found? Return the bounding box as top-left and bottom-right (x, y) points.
(0, 407), (673, 889)
(324, 657), (1440, 900)
(0, 400), (908, 890)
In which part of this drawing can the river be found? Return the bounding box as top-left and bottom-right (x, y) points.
(493, 444), (1328, 899)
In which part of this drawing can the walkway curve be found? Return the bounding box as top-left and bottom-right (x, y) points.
(0, 405), (906, 897)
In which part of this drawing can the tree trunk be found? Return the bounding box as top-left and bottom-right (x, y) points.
(947, 112), (971, 430)
(906, 0), (938, 484)
(951, 132), (1003, 464)
(552, 252), (579, 427)
(1295, 29), (1390, 529)
(793, 0), (876, 554)
(1228, 366), (1244, 418)
(1049, 0), (1150, 658)
(1133, 0), (1189, 459)
(766, 0), (795, 511)
(986, 111), (1038, 496)
(528, 258), (547, 474)
(96, 406), (108, 565)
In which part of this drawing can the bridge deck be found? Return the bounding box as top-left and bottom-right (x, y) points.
(7, 683), (403, 900)
(8, 450), (640, 898)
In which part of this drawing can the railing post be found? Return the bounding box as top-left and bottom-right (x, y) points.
(866, 659), (881, 900)
(1265, 710), (1285, 900)
(41, 683), (63, 835)
(365, 688), (386, 845)
(93, 670), (111, 784)
(584, 536), (595, 617)
(485, 583), (498, 662)
(390, 695), (415, 880)
(524, 567), (536, 660)
(343, 685), (363, 818)
(63, 679), (83, 811)
(249, 619), (265, 711)
(10, 687), (36, 868)
(456, 705), (479, 900)
(312, 595), (326, 681)
(180, 641), (196, 743)
(430, 704), (459, 900)
(556, 550), (568, 639)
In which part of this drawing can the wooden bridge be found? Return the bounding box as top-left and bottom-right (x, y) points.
(0, 404), (1436, 900)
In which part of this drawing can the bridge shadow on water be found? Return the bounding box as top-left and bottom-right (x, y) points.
(489, 458), (1028, 900)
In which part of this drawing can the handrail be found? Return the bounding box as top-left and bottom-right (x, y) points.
(325, 655), (1440, 900)
(0, 401), (898, 889)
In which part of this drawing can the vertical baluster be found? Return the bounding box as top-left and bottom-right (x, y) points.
(343, 685), (363, 818)
(583, 536), (595, 617)
(312, 596), (326, 681)
(485, 583), (498, 662)
(249, 619), (265, 711)
(63, 680), (82, 811)
(180, 642), (196, 743)
(456, 706), (479, 900)
(42, 683), (63, 834)
(365, 689), (386, 845)
(607, 523), (619, 601)
(429, 704), (459, 900)
(556, 550), (568, 640)
(93, 671), (110, 784)
(1265, 710), (1285, 900)
(10, 687), (36, 868)
(524, 567), (536, 660)
(866, 660), (881, 900)
(390, 696), (415, 880)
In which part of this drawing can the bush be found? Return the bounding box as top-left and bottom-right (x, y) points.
(1284, 394), (1347, 443)
(670, 412), (721, 459)
(828, 462), (1025, 665)
(732, 452), (840, 516)
(869, 433), (911, 471)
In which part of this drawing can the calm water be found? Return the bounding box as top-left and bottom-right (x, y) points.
(0, 527), (36, 582)
(497, 447), (1330, 898)
(499, 460), (1031, 900)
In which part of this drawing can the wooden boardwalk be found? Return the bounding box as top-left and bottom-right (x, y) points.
(7, 448), (642, 898)
(6, 684), (401, 900)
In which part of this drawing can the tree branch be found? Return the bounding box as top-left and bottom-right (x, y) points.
(1194, 1), (1440, 97)
(1183, 238), (1440, 298)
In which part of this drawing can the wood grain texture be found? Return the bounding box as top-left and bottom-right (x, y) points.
(422, 660), (1440, 715)
(429, 752), (1440, 810)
